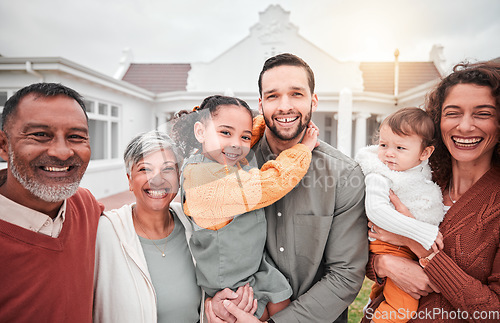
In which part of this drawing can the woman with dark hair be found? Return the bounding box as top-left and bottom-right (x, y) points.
(363, 61), (500, 322)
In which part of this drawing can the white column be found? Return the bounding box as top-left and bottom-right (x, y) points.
(337, 88), (353, 157)
(354, 112), (371, 154)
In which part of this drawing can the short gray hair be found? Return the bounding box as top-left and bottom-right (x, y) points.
(124, 130), (183, 175)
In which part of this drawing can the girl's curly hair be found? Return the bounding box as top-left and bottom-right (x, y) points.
(170, 95), (252, 158)
(425, 60), (500, 188)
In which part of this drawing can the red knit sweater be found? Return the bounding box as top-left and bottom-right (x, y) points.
(366, 166), (500, 322)
(0, 188), (103, 322)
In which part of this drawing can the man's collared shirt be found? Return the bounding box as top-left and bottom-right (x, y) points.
(0, 194), (66, 238)
(253, 134), (368, 323)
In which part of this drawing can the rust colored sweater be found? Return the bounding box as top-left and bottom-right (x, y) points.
(365, 166), (500, 322)
(0, 188), (103, 322)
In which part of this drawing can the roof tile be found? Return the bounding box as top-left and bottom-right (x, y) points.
(122, 63), (191, 93)
(360, 62), (440, 95)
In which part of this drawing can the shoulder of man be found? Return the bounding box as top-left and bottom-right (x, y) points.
(68, 187), (105, 216)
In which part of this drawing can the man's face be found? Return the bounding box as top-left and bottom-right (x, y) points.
(0, 94), (91, 202)
(258, 65), (318, 141)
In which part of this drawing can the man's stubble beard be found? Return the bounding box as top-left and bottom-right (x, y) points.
(263, 104), (313, 141)
(8, 147), (82, 203)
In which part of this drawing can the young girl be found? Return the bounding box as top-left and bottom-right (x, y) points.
(355, 107), (445, 322)
(171, 95), (318, 321)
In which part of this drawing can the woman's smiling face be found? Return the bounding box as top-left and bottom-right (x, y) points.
(128, 149), (179, 211)
(440, 83), (499, 165)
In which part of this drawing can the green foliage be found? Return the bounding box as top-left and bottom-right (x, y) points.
(348, 278), (372, 323)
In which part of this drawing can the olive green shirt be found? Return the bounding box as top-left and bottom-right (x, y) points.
(253, 136), (369, 323)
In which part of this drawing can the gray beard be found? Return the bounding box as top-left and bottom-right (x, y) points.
(9, 150), (80, 203)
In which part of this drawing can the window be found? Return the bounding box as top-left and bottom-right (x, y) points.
(0, 89), (17, 127)
(83, 98), (121, 161)
(0, 92), (6, 130)
(0, 89), (17, 163)
(0, 91), (8, 108)
(366, 115), (381, 145)
(1, 91), (122, 163)
(323, 115), (337, 146)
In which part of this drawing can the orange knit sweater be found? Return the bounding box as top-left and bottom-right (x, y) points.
(182, 143), (311, 230)
(183, 115), (312, 230)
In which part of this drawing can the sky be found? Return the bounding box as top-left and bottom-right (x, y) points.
(1, 0), (499, 77)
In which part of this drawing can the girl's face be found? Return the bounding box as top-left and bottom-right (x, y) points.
(194, 104), (253, 166)
(127, 149), (179, 212)
(440, 83), (499, 166)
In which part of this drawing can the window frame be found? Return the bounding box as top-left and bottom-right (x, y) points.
(83, 97), (121, 162)
(0, 89), (17, 164)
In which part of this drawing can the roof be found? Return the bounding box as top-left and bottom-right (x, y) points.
(120, 61), (441, 95)
(0, 57), (155, 100)
(360, 62), (441, 95)
(122, 63), (191, 93)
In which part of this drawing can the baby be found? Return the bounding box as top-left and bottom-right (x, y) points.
(355, 107), (445, 323)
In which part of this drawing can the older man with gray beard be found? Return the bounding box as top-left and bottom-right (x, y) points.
(0, 83), (104, 322)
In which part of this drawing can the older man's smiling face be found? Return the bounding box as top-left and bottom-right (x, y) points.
(1, 94), (90, 203)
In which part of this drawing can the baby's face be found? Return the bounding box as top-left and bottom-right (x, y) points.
(377, 125), (431, 171)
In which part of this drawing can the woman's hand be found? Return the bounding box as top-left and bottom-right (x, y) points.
(368, 221), (440, 259)
(430, 231), (444, 253)
(205, 284), (257, 323)
(368, 221), (410, 247)
(387, 190), (445, 255)
(374, 254), (440, 298)
(206, 289), (237, 323)
(219, 299), (262, 323)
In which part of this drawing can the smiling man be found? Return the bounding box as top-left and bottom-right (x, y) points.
(207, 54), (368, 323)
(253, 53), (368, 323)
(0, 83), (104, 322)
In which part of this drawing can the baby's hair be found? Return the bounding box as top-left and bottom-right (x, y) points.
(170, 95), (253, 158)
(379, 107), (435, 149)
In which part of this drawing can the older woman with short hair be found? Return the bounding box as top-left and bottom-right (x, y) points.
(93, 131), (203, 323)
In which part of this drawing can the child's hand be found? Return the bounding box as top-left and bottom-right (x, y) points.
(301, 121), (319, 151)
(251, 115), (266, 148)
(430, 231), (444, 253)
(389, 190), (415, 218)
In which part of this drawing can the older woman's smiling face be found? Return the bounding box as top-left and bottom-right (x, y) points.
(127, 149), (179, 212)
(441, 83), (499, 166)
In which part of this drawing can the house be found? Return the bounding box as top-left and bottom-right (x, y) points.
(0, 5), (443, 199)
